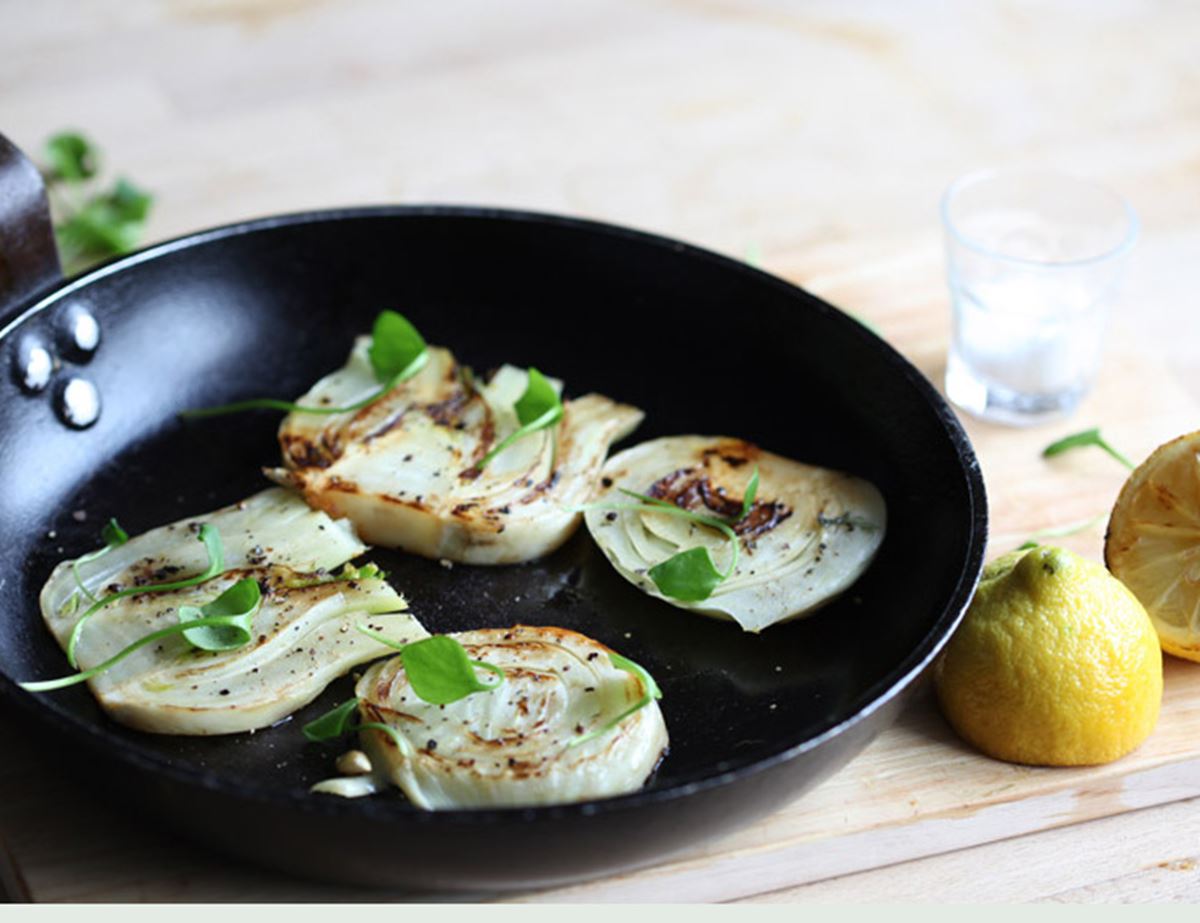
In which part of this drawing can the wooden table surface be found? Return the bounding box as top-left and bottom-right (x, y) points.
(2, 0), (1199, 903)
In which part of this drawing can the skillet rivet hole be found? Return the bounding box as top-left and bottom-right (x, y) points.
(12, 336), (56, 393)
(58, 305), (101, 360)
(57, 376), (101, 429)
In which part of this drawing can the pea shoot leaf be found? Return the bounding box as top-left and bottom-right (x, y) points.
(303, 698), (361, 742)
(57, 177), (154, 263)
(300, 695), (413, 755)
(181, 310), (429, 418)
(100, 518), (129, 548)
(581, 490), (741, 602)
(514, 367), (561, 427)
(648, 547), (727, 602)
(475, 367), (563, 470)
(44, 132), (98, 181)
(738, 466), (760, 521)
(42, 131), (154, 274)
(1043, 428), (1135, 470)
(367, 310), (428, 383)
(109, 178), (153, 220)
(400, 635), (505, 705)
(302, 636), (507, 750)
(354, 627), (506, 706)
(178, 577), (262, 651)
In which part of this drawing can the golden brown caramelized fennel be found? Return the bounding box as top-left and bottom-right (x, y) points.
(646, 442), (793, 542)
(270, 342), (643, 564)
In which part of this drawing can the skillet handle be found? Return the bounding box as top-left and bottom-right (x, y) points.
(0, 132), (62, 320)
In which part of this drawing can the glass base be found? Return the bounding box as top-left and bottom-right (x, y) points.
(945, 351), (1086, 427)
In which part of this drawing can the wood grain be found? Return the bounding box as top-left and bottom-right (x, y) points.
(521, 662), (1200, 902)
(1, 0), (1199, 903)
(742, 795), (1200, 903)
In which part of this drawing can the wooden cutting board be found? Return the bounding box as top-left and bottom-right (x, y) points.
(2, 238), (1197, 903)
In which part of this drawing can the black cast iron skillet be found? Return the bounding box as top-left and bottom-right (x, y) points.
(0, 133), (986, 892)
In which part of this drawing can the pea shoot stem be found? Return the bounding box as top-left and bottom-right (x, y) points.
(22, 615), (251, 692)
(65, 524), (225, 668)
(1043, 428), (1136, 471)
(592, 495), (741, 578)
(180, 355), (427, 419)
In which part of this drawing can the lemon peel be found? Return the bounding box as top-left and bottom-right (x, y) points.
(936, 546), (1162, 767)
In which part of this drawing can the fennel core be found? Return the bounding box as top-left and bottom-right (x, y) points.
(302, 642), (661, 750)
(579, 466), (760, 603)
(302, 634), (510, 755)
(471, 367), (564, 473)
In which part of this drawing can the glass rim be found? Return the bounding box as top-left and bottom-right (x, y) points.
(941, 168), (1140, 269)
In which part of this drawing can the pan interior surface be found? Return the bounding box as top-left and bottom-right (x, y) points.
(0, 209), (984, 884)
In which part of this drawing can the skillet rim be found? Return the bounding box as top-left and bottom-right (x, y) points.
(0, 203), (988, 826)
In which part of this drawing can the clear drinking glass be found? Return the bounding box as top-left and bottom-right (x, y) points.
(941, 168), (1138, 425)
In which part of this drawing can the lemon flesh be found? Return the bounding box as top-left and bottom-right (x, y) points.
(936, 547), (1162, 767)
(1106, 430), (1200, 662)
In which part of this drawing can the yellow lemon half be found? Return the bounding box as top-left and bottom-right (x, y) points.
(1106, 430), (1200, 662)
(936, 547), (1162, 766)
